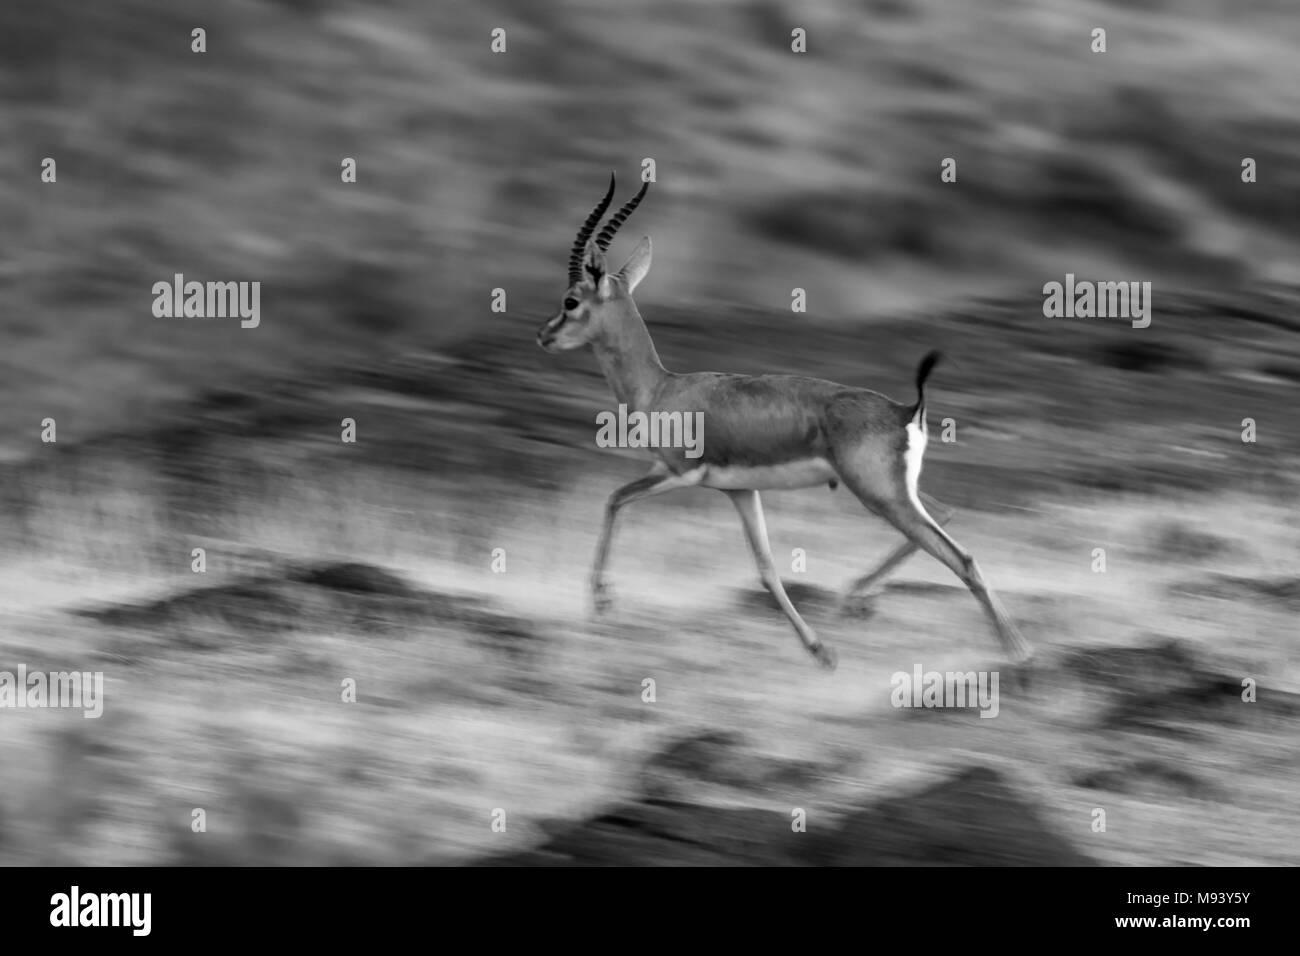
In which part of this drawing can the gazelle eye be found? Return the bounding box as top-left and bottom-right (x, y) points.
(563, 297), (580, 312)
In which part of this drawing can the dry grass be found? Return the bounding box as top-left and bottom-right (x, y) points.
(1, 452), (1297, 864)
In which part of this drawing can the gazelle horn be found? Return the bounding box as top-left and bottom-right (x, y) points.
(595, 179), (649, 251)
(568, 173), (617, 286)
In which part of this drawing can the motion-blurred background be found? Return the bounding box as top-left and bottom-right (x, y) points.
(0, 0), (1297, 865)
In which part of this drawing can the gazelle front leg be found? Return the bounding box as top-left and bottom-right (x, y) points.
(590, 464), (703, 614)
(842, 491), (954, 605)
(724, 489), (837, 670)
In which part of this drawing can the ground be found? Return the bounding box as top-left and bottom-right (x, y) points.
(1, 290), (1296, 865)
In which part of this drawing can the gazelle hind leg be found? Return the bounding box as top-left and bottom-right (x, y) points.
(884, 499), (1031, 661)
(834, 439), (1030, 661)
(843, 491), (954, 602)
(724, 489), (836, 670)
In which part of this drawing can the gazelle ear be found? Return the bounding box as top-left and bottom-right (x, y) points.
(582, 239), (607, 283)
(617, 236), (652, 293)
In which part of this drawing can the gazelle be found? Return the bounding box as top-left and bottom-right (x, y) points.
(537, 173), (1031, 670)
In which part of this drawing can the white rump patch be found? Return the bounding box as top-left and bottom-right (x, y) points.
(903, 421), (930, 515)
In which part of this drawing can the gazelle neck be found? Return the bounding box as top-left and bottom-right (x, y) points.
(591, 301), (668, 409)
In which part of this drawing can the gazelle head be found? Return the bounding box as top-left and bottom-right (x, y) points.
(537, 173), (653, 353)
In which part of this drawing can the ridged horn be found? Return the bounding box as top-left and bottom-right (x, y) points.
(595, 179), (649, 251)
(568, 173), (617, 286)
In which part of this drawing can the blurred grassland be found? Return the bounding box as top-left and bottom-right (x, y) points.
(1, 475), (1297, 865)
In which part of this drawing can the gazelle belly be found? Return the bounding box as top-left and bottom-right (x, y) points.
(699, 457), (838, 490)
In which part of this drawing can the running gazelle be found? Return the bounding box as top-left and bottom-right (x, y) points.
(536, 173), (1031, 670)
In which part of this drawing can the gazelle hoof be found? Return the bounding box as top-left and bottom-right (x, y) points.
(1007, 637), (1034, 665)
(811, 643), (838, 671)
(591, 582), (614, 616)
(838, 594), (875, 619)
